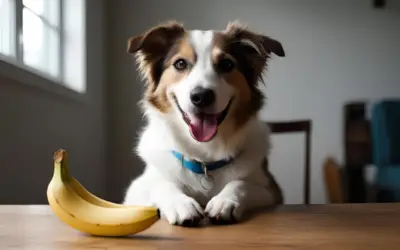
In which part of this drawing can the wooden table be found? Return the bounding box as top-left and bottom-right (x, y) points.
(1, 204), (400, 249)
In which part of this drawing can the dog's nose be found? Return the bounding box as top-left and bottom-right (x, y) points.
(190, 87), (215, 108)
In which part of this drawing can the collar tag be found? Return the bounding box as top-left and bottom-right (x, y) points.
(200, 174), (214, 190)
(201, 162), (208, 177)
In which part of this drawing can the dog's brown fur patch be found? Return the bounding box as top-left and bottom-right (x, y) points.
(211, 22), (284, 129)
(146, 34), (197, 113)
(211, 48), (252, 129)
(127, 21), (185, 91)
(128, 22), (199, 113)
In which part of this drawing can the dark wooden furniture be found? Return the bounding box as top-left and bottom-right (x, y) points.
(2, 204), (400, 249)
(344, 102), (372, 203)
(266, 120), (312, 205)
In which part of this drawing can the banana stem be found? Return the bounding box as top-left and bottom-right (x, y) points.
(53, 149), (71, 182)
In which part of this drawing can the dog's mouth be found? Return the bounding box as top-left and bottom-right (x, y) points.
(173, 95), (233, 143)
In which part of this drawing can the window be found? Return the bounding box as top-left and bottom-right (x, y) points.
(0, 0), (16, 57)
(0, 0), (86, 93)
(22, 0), (61, 78)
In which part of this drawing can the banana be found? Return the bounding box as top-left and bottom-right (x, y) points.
(47, 149), (160, 237)
(69, 177), (126, 208)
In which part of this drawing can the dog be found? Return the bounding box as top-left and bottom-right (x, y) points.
(123, 20), (285, 227)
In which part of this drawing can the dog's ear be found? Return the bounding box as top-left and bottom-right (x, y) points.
(225, 21), (285, 57)
(127, 21), (185, 56)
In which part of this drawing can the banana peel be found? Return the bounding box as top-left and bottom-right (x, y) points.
(46, 149), (160, 237)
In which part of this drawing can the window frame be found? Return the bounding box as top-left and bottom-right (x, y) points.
(0, 0), (86, 100)
(13, 0), (63, 82)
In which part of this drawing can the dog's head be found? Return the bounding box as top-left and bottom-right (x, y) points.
(128, 21), (284, 143)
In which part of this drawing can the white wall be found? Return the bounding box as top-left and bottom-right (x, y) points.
(107, 0), (400, 204)
(0, 0), (107, 204)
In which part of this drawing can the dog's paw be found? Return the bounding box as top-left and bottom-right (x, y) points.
(205, 196), (245, 224)
(159, 195), (204, 227)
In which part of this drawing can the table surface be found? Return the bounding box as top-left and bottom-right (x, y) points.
(1, 204), (400, 249)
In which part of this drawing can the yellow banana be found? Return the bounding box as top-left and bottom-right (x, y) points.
(47, 149), (160, 237)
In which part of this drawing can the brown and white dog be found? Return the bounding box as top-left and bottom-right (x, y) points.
(123, 20), (285, 226)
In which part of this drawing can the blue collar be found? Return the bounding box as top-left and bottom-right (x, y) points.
(172, 150), (234, 174)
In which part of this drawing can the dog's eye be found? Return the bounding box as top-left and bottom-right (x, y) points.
(217, 58), (235, 73)
(173, 59), (188, 71)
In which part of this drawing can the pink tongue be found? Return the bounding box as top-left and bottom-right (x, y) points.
(189, 114), (218, 142)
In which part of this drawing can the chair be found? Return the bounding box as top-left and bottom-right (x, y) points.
(370, 100), (400, 202)
(266, 120), (312, 205)
(323, 157), (345, 203)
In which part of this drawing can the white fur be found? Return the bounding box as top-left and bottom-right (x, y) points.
(123, 29), (280, 225)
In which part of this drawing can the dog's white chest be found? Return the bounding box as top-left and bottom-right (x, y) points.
(175, 163), (239, 204)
